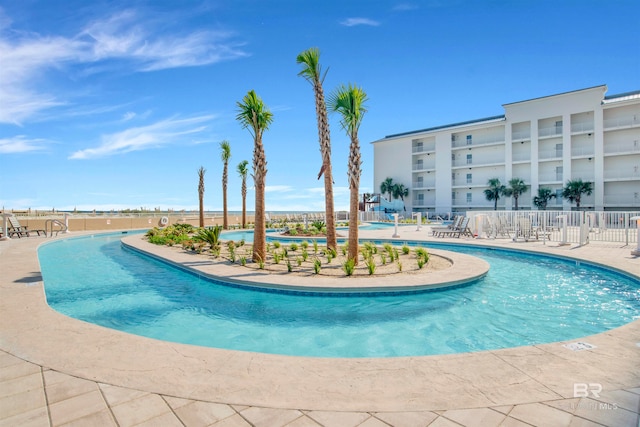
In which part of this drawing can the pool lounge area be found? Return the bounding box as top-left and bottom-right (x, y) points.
(1, 227), (639, 426)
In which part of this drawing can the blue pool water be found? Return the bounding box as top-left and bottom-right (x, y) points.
(39, 232), (640, 358)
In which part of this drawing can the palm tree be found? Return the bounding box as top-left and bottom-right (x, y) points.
(329, 83), (368, 264)
(197, 166), (206, 228)
(236, 160), (249, 228)
(219, 140), (231, 230)
(503, 178), (528, 210)
(533, 187), (556, 210)
(297, 47), (337, 251)
(483, 178), (506, 210)
(562, 179), (593, 210)
(392, 183), (409, 210)
(236, 90), (273, 263)
(380, 177), (394, 201)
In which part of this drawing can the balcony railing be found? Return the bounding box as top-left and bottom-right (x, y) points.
(539, 149), (563, 160)
(452, 158), (505, 168)
(571, 146), (595, 157)
(512, 130), (530, 140)
(412, 144), (435, 153)
(604, 115), (640, 130)
(412, 180), (435, 188)
(604, 141), (640, 155)
(570, 122), (594, 133)
(604, 169), (640, 180)
(412, 163), (435, 171)
(538, 173), (563, 183)
(512, 152), (531, 162)
(452, 134), (505, 148)
(539, 125), (563, 137)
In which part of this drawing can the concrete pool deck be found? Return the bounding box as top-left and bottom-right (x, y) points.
(1, 227), (639, 426)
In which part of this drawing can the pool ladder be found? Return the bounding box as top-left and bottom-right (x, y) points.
(45, 219), (68, 237)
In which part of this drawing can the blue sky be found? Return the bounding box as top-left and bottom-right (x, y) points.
(1, 0), (638, 212)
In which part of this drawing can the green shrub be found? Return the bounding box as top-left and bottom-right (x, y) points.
(289, 243), (298, 251)
(289, 228), (298, 236)
(301, 240), (309, 250)
(365, 256), (376, 275)
(397, 260), (403, 272)
(286, 259), (292, 272)
(312, 240), (318, 253)
(301, 249), (309, 261)
(240, 256), (246, 266)
(313, 258), (321, 274)
(342, 258), (356, 276)
(273, 241), (281, 249)
(402, 245), (410, 255)
(380, 253), (387, 265)
(193, 226), (222, 250)
(417, 258), (426, 269)
(296, 257), (303, 267)
(311, 220), (325, 230)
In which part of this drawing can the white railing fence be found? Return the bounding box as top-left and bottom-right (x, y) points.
(468, 210), (640, 245)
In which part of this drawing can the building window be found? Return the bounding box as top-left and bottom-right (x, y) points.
(466, 193), (472, 203)
(466, 173), (472, 184)
(555, 189), (563, 204)
(466, 154), (472, 165)
(452, 191), (456, 200)
(451, 153), (456, 162)
(555, 143), (563, 157)
(556, 166), (563, 181)
(466, 135), (472, 145)
(555, 120), (563, 134)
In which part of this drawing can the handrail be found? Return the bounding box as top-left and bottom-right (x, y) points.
(45, 219), (68, 237)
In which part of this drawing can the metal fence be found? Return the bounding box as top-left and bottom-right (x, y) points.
(467, 210), (640, 245)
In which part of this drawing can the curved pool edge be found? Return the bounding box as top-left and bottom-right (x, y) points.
(120, 234), (489, 294)
(1, 230), (639, 413)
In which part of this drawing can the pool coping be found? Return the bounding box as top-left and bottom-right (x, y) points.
(1, 228), (639, 413)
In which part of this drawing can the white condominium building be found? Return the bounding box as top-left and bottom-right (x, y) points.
(372, 85), (640, 214)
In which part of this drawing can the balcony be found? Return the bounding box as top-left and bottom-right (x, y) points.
(412, 163), (435, 171)
(604, 115), (640, 130)
(412, 180), (435, 189)
(539, 173), (563, 183)
(603, 193), (640, 207)
(451, 158), (505, 168)
(512, 151), (531, 162)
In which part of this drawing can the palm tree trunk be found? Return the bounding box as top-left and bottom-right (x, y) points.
(315, 84), (336, 251)
(347, 136), (362, 264)
(323, 162), (336, 250)
(222, 167), (228, 230)
(241, 184), (247, 228)
(253, 136), (267, 263)
(199, 193), (204, 228)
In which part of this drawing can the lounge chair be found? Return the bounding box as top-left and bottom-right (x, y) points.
(436, 217), (471, 238)
(7, 217), (46, 238)
(431, 215), (461, 236)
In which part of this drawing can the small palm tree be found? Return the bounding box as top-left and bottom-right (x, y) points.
(503, 178), (527, 210)
(236, 90), (273, 263)
(297, 47), (337, 251)
(483, 178), (506, 210)
(380, 177), (394, 201)
(392, 183), (409, 210)
(219, 140), (231, 230)
(236, 160), (249, 228)
(197, 166), (206, 228)
(329, 83), (368, 265)
(193, 226), (222, 250)
(533, 187), (556, 210)
(562, 179), (593, 210)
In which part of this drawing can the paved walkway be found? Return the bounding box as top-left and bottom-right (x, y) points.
(1, 227), (639, 426)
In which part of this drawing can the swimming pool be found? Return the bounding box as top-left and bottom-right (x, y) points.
(39, 232), (640, 358)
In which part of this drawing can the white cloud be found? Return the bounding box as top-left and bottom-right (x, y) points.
(265, 185), (294, 193)
(340, 18), (380, 27)
(122, 112), (136, 121)
(393, 3), (419, 11)
(68, 114), (215, 159)
(0, 8), (248, 125)
(0, 135), (49, 154)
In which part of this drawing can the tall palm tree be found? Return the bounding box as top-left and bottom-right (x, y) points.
(533, 187), (556, 210)
(503, 178), (528, 210)
(219, 140), (231, 229)
(483, 178), (506, 210)
(236, 90), (273, 263)
(197, 166), (206, 228)
(562, 179), (593, 210)
(329, 83), (368, 264)
(380, 177), (394, 201)
(236, 160), (249, 228)
(296, 47), (337, 251)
